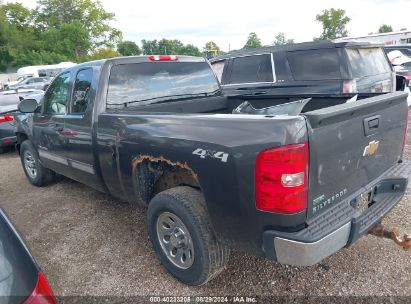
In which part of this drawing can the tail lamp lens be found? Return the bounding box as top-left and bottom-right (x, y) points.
(23, 272), (57, 304)
(0, 115), (14, 124)
(255, 142), (309, 214)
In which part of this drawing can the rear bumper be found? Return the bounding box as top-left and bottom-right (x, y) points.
(263, 160), (411, 266)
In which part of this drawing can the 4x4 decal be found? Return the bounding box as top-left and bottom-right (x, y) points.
(192, 148), (229, 163)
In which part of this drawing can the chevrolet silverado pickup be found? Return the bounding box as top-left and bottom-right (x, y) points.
(14, 55), (411, 285)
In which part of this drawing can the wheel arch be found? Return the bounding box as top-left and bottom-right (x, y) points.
(15, 132), (29, 154)
(131, 155), (201, 207)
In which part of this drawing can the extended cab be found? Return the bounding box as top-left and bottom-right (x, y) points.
(15, 55), (411, 285)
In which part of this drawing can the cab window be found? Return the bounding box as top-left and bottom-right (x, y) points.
(43, 72), (70, 114)
(227, 54), (273, 84)
(72, 69), (93, 114)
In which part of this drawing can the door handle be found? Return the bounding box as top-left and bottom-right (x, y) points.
(363, 115), (381, 136)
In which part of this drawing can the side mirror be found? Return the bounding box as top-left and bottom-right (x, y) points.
(18, 99), (38, 113)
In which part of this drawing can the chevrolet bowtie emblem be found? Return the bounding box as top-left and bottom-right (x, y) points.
(363, 140), (380, 157)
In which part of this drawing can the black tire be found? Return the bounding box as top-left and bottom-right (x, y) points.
(20, 140), (55, 186)
(0, 147), (3, 154)
(147, 186), (230, 286)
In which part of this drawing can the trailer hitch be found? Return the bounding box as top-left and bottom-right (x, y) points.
(368, 224), (411, 250)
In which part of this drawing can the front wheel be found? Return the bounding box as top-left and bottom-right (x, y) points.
(147, 186), (230, 286)
(20, 141), (55, 186)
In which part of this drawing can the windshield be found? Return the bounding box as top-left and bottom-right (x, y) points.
(346, 47), (392, 77)
(106, 62), (220, 108)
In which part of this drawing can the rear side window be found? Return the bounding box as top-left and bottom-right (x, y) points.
(228, 54), (273, 84)
(287, 49), (341, 80)
(211, 60), (225, 83)
(347, 48), (391, 78)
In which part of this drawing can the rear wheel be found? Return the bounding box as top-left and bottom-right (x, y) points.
(147, 186), (230, 285)
(20, 141), (55, 186)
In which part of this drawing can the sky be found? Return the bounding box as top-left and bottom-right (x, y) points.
(5, 0), (411, 51)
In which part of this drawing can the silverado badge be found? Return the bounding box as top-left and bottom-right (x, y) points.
(363, 140), (380, 157)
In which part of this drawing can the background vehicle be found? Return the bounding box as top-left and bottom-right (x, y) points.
(210, 41), (395, 102)
(337, 29), (411, 45)
(384, 47), (411, 105)
(0, 95), (19, 154)
(15, 55), (411, 285)
(385, 44), (411, 58)
(3, 76), (33, 91)
(0, 208), (57, 303)
(8, 77), (51, 91)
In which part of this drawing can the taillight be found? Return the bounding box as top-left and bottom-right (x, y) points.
(0, 114), (14, 124)
(342, 80), (357, 93)
(255, 142), (309, 214)
(23, 272), (57, 304)
(149, 55), (178, 61)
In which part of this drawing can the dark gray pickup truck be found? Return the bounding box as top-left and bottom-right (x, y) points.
(15, 55), (411, 285)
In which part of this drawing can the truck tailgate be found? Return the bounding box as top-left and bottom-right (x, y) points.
(304, 92), (408, 219)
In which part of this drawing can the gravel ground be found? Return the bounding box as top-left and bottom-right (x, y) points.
(0, 115), (410, 301)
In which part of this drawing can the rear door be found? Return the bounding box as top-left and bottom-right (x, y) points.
(304, 92), (408, 219)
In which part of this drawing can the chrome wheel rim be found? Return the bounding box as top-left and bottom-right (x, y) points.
(156, 212), (195, 269)
(23, 150), (37, 179)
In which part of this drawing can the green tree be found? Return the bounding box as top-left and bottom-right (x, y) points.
(157, 39), (184, 54)
(141, 39), (159, 54)
(204, 41), (221, 58)
(41, 20), (91, 60)
(378, 24), (393, 33)
(89, 48), (121, 60)
(315, 8), (350, 40)
(36, 0), (121, 48)
(180, 44), (201, 56)
(273, 32), (294, 46)
(1, 2), (32, 29)
(117, 40), (141, 56)
(243, 32), (262, 49)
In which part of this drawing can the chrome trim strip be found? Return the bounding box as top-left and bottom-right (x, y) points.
(274, 222), (351, 266)
(38, 149), (68, 166)
(271, 53), (276, 83)
(70, 159), (95, 174)
(38, 149), (94, 174)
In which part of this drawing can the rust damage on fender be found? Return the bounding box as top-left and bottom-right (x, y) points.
(368, 223), (411, 250)
(132, 155), (199, 206)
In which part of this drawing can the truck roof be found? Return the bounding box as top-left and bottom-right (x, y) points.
(70, 55), (207, 71)
(210, 40), (380, 62)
